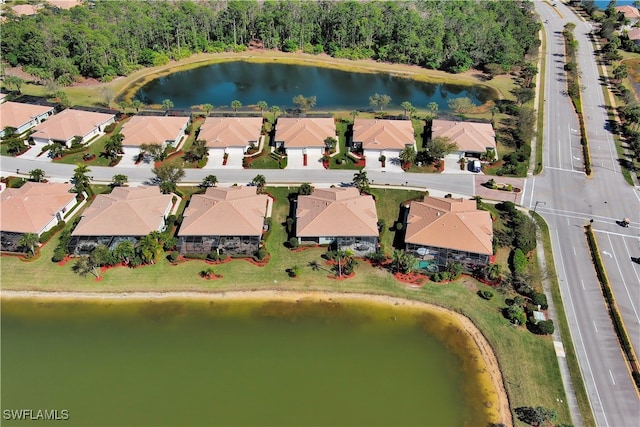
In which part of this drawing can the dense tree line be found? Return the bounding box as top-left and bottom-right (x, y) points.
(1, 0), (540, 82)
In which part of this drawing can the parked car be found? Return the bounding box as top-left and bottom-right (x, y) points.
(617, 218), (631, 228)
(472, 160), (481, 173)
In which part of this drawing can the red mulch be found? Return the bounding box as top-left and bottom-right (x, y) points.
(394, 272), (428, 286)
(244, 255), (270, 267)
(201, 274), (224, 280)
(204, 257), (232, 265)
(291, 245), (319, 253)
(57, 256), (73, 267)
(94, 276), (103, 282)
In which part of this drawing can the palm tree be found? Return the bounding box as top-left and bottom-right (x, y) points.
(161, 99), (174, 112)
(252, 174), (266, 193)
(298, 183), (314, 195)
(350, 110), (360, 122)
(270, 105), (281, 121)
(324, 137), (337, 153)
(231, 100), (242, 114)
(29, 168), (45, 182)
(200, 267), (217, 279)
(401, 101), (414, 118)
(72, 164), (91, 194)
(399, 146), (417, 167)
(136, 234), (162, 264)
(112, 174), (128, 187)
(104, 134), (124, 160)
(202, 103), (214, 116)
(256, 100), (268, 117)
(428, 102), (439, 116)
(118, 100), (130, 113)
(131, 100), (144, 113)
(352, 170), (370, 194)
(4, 75), (25, 94)
(113, 240), (135, 264)
(17, 233), (39, 255)
(201, 175), (218, 187)
(72, 257), (100, 278)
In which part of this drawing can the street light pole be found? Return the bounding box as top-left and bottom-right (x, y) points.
(533, 201), (546, 213)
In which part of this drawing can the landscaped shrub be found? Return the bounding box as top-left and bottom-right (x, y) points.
(256, 247), (268, 260)
(478, 290), (494, 300)
(51, 247), (67, 262)
(530, 291), (548, 310)
(511, 248), (527, 275)
(534, 319), (555, 335)
(104, 123), (116, 133)
(207, 250), (222, 261)
(288, 237), (299, 249)
(167, 251), (179, 262)
(513, 214), (537, 253)
(184, 253), (207, 260)
(365, 251), (387, 264)
(39, 221), (65, 243)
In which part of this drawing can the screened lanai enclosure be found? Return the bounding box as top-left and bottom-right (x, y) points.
(67, 235), (138, 256)
(299, 236), (378, 256)
(178, 235), (261, 256)
(1, 232), (25, 253)
(406, 243), (490, 271)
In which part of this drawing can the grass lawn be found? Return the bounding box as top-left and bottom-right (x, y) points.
(153, 117), (206, 170)
(2, 185), (573, 425)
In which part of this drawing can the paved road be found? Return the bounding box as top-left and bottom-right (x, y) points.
(529, 2), (640, 426)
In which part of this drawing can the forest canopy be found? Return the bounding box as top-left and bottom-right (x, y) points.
(0, 0), (540, 82)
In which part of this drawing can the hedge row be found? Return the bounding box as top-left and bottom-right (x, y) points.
(585, 225), (639, 390)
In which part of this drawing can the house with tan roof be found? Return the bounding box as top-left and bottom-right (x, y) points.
(296, 187), (379, 255)
(352, 119), (416, 172)
(178, 186), (270, 256)
(627, 27), (640, 45)
(1, 182), (77, 252)
(430, 119), (496, 159)
(0, 93), (8, 104)
(616, 5), (640, 25)
(0, 101), (55, 138)
(68, 186), (175, 255)
(198, 117), (263, 169)
(30, 108), (115, 150)
(119, 115), (190, 165)
(10, 4), (42, 16)
(46, 0), (83, 10)
(404, 196), (493, 270)
(274, 117), (336, 169)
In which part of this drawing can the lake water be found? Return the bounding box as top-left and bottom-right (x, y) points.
(1, 298), (499, 426)
(133, 61), (493, 111)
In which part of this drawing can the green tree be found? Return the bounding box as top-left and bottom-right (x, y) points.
(292, 95), (317, 112)
(201, 267), (217, 279)
(161, 98), (174, 112)
(118, 100), (130, 113)
(428, 102), (439, 117)
(201, 175), (218, 188)
(399, 145), (417, 166)
(136, 234), (162, 264)
(256, 100), (268, 117)
(425, 136), (457, 161)
(6, 138), (26, 156)
(4, 75), (25, 94)
(369, 93), (391, 112)
(28, 168), (45, 182)
(152, 164), (185, 194)
(72, 164), (91, 194)
(400, 101), (414, 118)
(270, 105), (281, 121)
(324, 136), (337, 153)
(512, 87), (535, 106)
(447, 97), (476, 114)
(113, 240), (135, 264)
(103, 133), (124, 160)
(391, 249), (416, 274)
(131, 100), (144, 113)
(140, 143), (166, 161)
(350, 110), (360, 121)
(231, 100), (242, 114)
(251, 174), (266, 193)
(298, 183), (314, 195)
(72, 256), (100, 278)
(505, 305), (526, 325)
(112, 174), (128, 187)
(184, 139), (208, 163)
(17, 232), (39, 255)
(202, 103), (214, 115)
(352, 170), (370, 194)
(514, 406), (558, 426)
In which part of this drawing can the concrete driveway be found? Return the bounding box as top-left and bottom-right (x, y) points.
(115, 147), (144, 168)
(18, 142), (50, 162)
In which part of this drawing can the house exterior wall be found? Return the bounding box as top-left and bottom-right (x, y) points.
(38, 196), (77, 235)
(299, 236), (377, 254)
(178, 235), (261, 256)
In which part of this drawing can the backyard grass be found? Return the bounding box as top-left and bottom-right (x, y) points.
(2, 184), (573, 426)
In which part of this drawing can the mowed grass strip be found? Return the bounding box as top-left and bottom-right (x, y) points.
(1, 186), (571, 425)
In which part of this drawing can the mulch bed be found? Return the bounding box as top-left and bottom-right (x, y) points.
(204, 257), (232, 265)
(327, 272), (355, 280)
(244, 255), (270, 267)
(291, 245), (319, 253)
(57, 256), (73, 266)
(393, 272), (428, 286)
(201, 274), (224, 280)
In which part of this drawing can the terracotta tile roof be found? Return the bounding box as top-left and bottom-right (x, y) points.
(0, 93), (8, 103)
(10, 4), (41, 15)
(296, 188), (378, 237)
(0, 182), (75, 234)
(179, 186), (268, 236)
(275, 117), (335, 148)
(616, 5), (640, 19)
(31, 108), (115, 142)
(46, 0), (82, 9)
(405, 196), (493, 255)
(353, 119), (415, 150)
(198, 117), (263, 148)
(72, 187), (173, 236)
(120, 115), (189, 147)
(0, 102), (54, 130)
(431, 119), (496, 153)
(628, 27), (640, 40)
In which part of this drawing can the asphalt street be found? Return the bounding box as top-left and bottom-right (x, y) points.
(529, 2), (640, 426)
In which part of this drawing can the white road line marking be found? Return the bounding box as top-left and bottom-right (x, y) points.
(554, 229), (610, 427)
(581, 279), (585, 290)
(609, 370), (616, 385)
(622, 238), (640, 285)
(573, 247), (577, 256)
(528, 177), (536, 209)
(593, 320), (598, 332)
(545, 166), (584, 174)
(606, 234), (640, 324)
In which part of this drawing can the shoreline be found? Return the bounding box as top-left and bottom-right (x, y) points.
(2, 289), (512, 425)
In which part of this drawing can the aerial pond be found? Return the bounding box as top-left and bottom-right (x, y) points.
(133, 61), (494, 111)
(1, 297), (499, 426)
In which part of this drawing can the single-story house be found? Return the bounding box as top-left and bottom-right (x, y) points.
(46, 0), (83, 10)
(68, 186), (174, 255)
(30, 108), (116, 148)
(627, 27), (640, 45)
(0, 101), (56, 138)
(274, 117), (336, 169)
(430, 119), (497, 160)
(296, 187), (378, 255)
(352, 119), (416, 172)
(119, 115), (190, 163)
(198, 117), (263, 168)
(616, 5), (640, 26)
(178, 186), (270, 256)
(404, 196), (493, 270)
(10, 4), (41, 15)
(0, 182), (76, 252)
